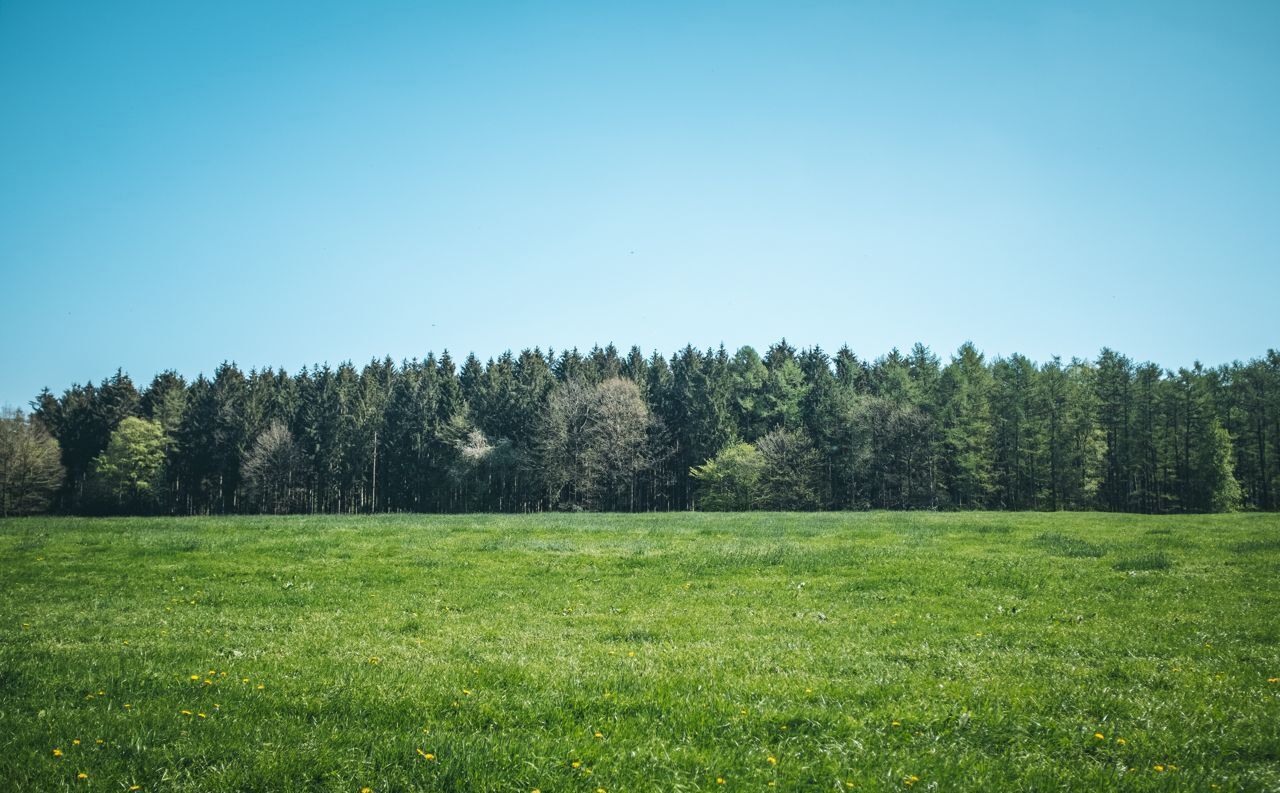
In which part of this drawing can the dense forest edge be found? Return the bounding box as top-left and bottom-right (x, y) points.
(2, 341), (1277, 516)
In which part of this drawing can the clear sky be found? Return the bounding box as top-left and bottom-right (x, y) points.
(2, 1), (1278, 408)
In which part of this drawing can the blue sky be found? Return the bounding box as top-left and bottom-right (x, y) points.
(1, 1), (1277, 407)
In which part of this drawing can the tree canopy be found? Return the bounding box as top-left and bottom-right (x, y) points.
(24, 343), (1279, 515)
(0, 408), (64, 516)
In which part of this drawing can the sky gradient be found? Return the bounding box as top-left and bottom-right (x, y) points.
(2, 1), (1278, 408)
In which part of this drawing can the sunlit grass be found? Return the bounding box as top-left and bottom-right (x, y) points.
(2, 512), (1278, 791)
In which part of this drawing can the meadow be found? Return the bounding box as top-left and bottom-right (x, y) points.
(1, 512), (1278, 792)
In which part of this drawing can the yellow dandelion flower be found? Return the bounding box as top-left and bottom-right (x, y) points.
(716, 778), (725, 784)
(95, 740), (103, 745)
(190, 675), (199, 681)
(462, 689), (472, 695)
(181, 710), (192, 715)
(78, 772), (88, 779)
(130, 787), (141, 791)
(1269, 677), (1279, 683)
(767, 756), (777, 765)
(53, 748), (64, 757)
(572, 761), (582, 769)
(891, 721), (901, 727)
(628, 651), (636, 657)
(203, 679), (212, 685)
(1094, 732), (1105, 740)
(361, 788), (373, 793)
(197, 712), (207, 718)
(594, 731), (603, 738)
(1116, 738), (1127, 745)
(97, 690), (105, 696)
(257, 684), (265, 690)
(1154, 765), (1164, 772)
(72, 739), (80, 745)
(904, 775), (919, 787)
(242, 678), (250, 683)
(124, 703), (132, 709)
(123, 640), (130, 645)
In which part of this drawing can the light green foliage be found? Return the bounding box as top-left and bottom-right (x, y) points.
(0, 409), (64, 516)
(691, 442), (764, 510)
(1202, 421), (1242, 512)
(755, 427), (822, 510)
(695, 429), (826, 511)
(1, 513), (1278, 791)
(92, 417), (167, 502)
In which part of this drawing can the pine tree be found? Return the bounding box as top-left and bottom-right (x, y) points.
(939, 343), (994, 508)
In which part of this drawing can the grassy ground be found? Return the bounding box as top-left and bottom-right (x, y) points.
(1, 512), (1278, 792)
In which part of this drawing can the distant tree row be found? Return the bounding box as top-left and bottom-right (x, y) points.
(4, 342), (1277, 516)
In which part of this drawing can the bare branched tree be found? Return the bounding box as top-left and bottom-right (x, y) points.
(242, 421), (304, 514)
(0, 408), (65, 516)
(583, 378), (653, 511)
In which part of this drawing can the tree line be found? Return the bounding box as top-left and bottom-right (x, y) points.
(2, 342), (1277, 516)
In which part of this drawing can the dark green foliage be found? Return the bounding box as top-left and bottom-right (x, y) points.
(1035, 531), (1108, 558)
(32, 370), (139, 502)
(940, 343), (994, 507)
(25, 344), (1280, 514)
(1113, 552), (1173, 571)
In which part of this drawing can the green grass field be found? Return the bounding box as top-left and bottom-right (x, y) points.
(2, 513), (1278, 792)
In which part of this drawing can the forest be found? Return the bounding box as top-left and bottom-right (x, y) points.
(2, 341), (1277, 516)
